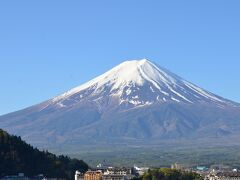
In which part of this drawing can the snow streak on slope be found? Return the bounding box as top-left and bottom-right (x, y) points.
(51, 59), (237, 108)
(1, 58), (240, 151)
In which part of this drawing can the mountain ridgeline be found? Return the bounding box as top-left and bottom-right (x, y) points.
(0, 59), (240, 153)
(0, 129), (88, 179)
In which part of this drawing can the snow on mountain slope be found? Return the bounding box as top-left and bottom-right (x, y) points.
(1, 59), (240, 150)
(50, 59), (237, 109)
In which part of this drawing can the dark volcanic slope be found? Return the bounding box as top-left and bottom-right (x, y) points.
(0, 59), (240, 151)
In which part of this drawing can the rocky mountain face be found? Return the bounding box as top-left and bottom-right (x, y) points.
(0, 59), (240, 151)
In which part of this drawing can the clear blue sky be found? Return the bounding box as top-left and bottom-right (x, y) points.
(0, 0), (240, 115)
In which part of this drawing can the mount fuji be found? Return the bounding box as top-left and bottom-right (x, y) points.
(0, 59), (240, 152)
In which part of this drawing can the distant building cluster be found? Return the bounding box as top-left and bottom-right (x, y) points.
(0, 165), (148, 180)
(169, 163), (240, 180)
(205, 172), (240, 180)
(203, 167), (240, 180)
(178, 164), (240, 180)
(171, 163), (185, 170)
(3, 163), (240, 180)
(75, 166), (149, 180)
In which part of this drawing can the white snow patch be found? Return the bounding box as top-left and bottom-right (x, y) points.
(160, 90), (169, 96)
(56, 102), (66, 108)
(150, 86), (155, 92)
(167, 85), (192, 103)
(132, 95), (139, 99)
(126, 89), (132, 95)
(183, 81), (224, 103)
(171, 97), (180, 103)
(129, 100), (142, 105)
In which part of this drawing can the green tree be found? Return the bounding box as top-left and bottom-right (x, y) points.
(137, 168), (202, 180)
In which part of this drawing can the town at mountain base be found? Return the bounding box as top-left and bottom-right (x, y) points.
(0, 128), (203, 180)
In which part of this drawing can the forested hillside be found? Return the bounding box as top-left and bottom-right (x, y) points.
(0, 129), (88, 179)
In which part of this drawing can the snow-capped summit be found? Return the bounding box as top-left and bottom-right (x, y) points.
(1, 58), (240, 152)
(51, 59), (236, 109)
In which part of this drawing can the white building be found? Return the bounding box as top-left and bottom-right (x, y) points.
(103, 167), (131, 176)
(133, 166), (149, 176)
(75, 171), (84, 180)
